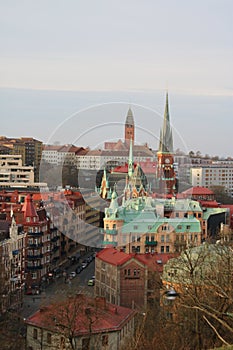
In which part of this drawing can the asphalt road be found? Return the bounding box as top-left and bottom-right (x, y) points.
(21, 258), (95, 319)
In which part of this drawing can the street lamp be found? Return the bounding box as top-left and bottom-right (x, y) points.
(162, 287), (179, 306)
(164, 288), (179, 301)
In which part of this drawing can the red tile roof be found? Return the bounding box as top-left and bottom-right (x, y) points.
(199, 200), (219, 207)
(96, 247), (131, 266)
(135, 253), (179, 273)
(26, 295), (136, 335)
(182, 186), (214, 196)
(22, 194), (38, 220)
(96, 248), (178, 272)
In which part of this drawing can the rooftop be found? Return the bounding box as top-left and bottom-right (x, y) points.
(26, 294), (136, 335)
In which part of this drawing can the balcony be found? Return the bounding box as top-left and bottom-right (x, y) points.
(28, 231), (43, 236)
(145, 240), (158, 246)
(51, 236), (59, 242)
(28, 243), (43, 248)
(102, 240), (117, 246)
(27, 254), (43, 259)
(52, 246), (59, 252)
(26, 265), (43, 271)
(103, 229), (118, 235)
(12, 250), (19, 255)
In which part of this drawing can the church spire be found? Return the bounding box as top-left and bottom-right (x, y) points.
(159, 92), (173, 153)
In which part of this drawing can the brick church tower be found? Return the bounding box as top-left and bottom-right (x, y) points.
(124, 108), (135, 147)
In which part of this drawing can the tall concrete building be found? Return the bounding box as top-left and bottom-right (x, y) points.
(0, 137), (43, 182)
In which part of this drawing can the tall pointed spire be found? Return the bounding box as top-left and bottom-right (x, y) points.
(128, 138), (134, 177)
(159, 92), (173, 153)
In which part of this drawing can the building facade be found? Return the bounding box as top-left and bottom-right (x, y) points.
(26, 295), (136, 350)
(0, 214), (26, 314)
(95, 247), (176, 309)
(190, 163), (233, 197)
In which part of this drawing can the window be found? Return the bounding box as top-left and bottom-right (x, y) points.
(186, 225), (191, 230)
(166, 246), (170, 253)
(82, 338), (89, 350)
(47, 333), (52, 344)
(33, 328), (38, 339)
(102, 335), (108, 346)
(161, 235), (164, 243)
(161, 246), (164, 253)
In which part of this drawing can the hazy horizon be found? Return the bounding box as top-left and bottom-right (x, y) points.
(1, 87), (232, 158)
(1, 1), (232, 158)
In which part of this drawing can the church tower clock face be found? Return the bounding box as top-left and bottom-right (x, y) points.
(165, 158), (170, 164)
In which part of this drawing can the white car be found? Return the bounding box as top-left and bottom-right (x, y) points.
(82, 262), (88, 269)
(69, 271), (76, 279)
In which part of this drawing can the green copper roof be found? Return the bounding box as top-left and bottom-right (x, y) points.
(158, 92), (173, 153)
(121, 216), (201, 234)
(203, 207), (227, 220)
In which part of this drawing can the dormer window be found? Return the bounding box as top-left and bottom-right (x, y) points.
(26, 217), (30, 223)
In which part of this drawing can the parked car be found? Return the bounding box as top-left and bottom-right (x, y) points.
(82, 262), (88, 269)
(87, 279), (95, 286)
(69, 271), (76, 279)
(87, 255), (93, 263)
(75, 265), (83, 274)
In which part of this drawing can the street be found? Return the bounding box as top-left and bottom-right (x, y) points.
(21, 257), (95, 319)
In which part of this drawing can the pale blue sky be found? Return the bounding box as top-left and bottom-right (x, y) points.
(0, 1), (232, 157)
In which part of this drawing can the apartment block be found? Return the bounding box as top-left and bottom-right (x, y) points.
(190, 163), (233, 197)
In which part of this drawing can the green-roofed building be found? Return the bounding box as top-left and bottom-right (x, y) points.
(102, 193), (228, 254)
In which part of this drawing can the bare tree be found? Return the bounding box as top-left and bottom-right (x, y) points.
(41, 293), (99, 350)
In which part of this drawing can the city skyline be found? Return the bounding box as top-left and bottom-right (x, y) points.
(0, 1), (232, 157)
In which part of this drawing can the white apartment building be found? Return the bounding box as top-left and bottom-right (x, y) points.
(190, 163), (233, 197)
(42, 145), (88, 166)
(0, 155), (34, 185)
(43, 143), (154, 171)
(77, 148), (155, 170)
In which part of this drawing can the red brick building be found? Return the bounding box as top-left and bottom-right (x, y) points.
(95, 247), (177, 310)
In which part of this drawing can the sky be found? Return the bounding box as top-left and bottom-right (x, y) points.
(0, 0), (233, 157)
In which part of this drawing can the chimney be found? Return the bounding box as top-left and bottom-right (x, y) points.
(95, 297), (107, 309)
